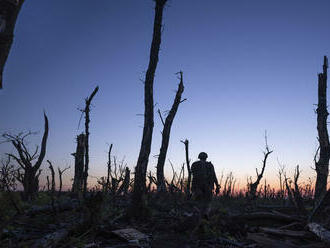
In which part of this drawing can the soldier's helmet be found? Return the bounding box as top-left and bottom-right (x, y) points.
(198, 152), (208, 160)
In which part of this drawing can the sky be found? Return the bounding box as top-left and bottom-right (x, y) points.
(1, 0), (330, 190)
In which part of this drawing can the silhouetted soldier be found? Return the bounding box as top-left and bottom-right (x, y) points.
(191, 152), (220, 216)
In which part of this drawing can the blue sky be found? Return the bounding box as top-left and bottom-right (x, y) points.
(1, 0), (330, 190)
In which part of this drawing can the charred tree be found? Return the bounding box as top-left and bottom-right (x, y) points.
(284, 173), (295, 206)
(82, 86), (99, 196)
(292, 165), (307, 215)
(315, 56), (330, 203)
(249, 133), (273, 200)
(181, 139), (191, 196)
(128, 0), (167, 217)
(0, 0), (25, 89)
(72, 133), (85, 193)
(156, 71), (185, 192)
(46, 175), (50, 192)
(3, 113), (49, 201)
(106, 143), (113, 192)
(47, 160), (55, 193)
(58, 166), (70, 196)
(47, 160), (56, 210)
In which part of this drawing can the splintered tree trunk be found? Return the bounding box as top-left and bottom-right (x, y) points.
(47, 160), (56, 208)
(72, 133), (85, 193)
(156, 72), (185, 192)
(292, 165), (306, 215)
(83, 86), (99, 196)
(315, 56), (330, 203)
(182, 139), (191, 195)
(22, 168), (38, 201)
(106, 143), (113, 192)
(47, 176), (50, 191)
(58, 166), (69, 196)
(0, 0), (25, 89)
(129, 0), (167, 217)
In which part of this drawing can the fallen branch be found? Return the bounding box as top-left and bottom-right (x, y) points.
(278, 222), (303, 230)
(307, 222), (330, 244)
(259, 227), (313, 239)
(232, 212), (301, 223)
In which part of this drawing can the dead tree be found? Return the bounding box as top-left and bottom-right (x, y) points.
(292, 165), (307, 214)
(3, 113), (49, 201)
(117, 167), (130, 195)
(181, 139), (191, 195)
(72, 133), (85, 193)
(249, 133), (273, 200)
(156, 71), (185, 192)
(284, 173), (295, 206)
(46, 175), (50, 191)
(0, 155), (21, 213)
(83, 86), (99, 196)
(129, 0), (167, 217)
(47, 160), (55, 193)
(106, 143), (113, 192)
(0, 155), (16, 191)
(315, 56), (330, 203)
(277, 161), (285, 200)
(47, 160), (56, 210)
(0, 0), (25, 89)
(58, 166), (70, 196)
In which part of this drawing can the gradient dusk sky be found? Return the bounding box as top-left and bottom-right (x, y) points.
(1, 0), (330, 190)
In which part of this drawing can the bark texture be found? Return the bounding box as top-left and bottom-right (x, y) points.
(129, 0), (167, 217)
(72, 133), (85, 193)
(83, 86), (99, 196)
(156, 72), (185, 192)
(315, 56), (330, 203)
(0, 0), (25, 89)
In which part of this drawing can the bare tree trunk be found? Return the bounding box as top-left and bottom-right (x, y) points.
(46, 175), (50, 192)
(58, 166), (70, 197)
(83, 86), (99, 196)
(292, 165), (306, 214)
(156, 72), (185, 192)
(315, 56), (330, 203)
(249, 134), (273, 200)
(106, 143), (113, 192)
(0, 0), (25, 89)
(47, 160), (56, 211)
(284, 174), (295, 206)
(128, 0), (167, 218)
(72, 133), (85, 193)
(181, 139), (191, 196)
